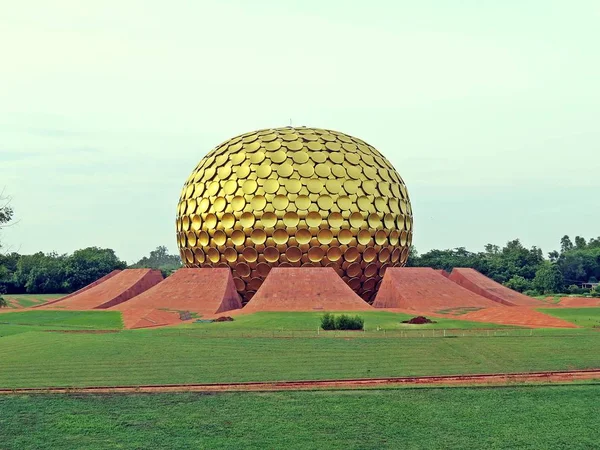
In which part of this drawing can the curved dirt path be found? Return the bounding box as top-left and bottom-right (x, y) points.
(1, 370), (598, 394)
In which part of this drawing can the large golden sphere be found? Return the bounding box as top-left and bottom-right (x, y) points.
(176, 126), (413, 304)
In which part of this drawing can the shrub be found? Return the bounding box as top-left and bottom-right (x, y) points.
(321, 313), (364, 330)
(320, 313), (335, 330)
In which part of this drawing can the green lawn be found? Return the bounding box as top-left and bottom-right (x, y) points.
(188, 311), (517, 332)
(0, 310), (123, 331)
(0, 326), (598, 388)
(1, 385), (598, 449)
(2, 294), (63, 308)
(539, 307), (600, 328)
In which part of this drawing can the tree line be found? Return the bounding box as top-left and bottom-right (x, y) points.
(408, 235), (600, 295)
(0, 246), (181, 295)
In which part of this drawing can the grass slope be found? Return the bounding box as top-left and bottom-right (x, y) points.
(3, 294), (63, 308)
(539, 307), (600, 328)
(0, 328), (598, 388)
(1, 385), (599, 449)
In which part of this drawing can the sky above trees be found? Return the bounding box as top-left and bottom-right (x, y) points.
(1, 1), (599, 263)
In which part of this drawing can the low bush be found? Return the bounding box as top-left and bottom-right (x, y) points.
(320, 313), (335, 330)
(321, 313), (364, 330)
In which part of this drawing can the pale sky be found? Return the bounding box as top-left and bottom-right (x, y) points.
(1, 0), (599, 263)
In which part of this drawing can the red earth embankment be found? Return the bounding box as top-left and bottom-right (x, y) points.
(459, 306), (578, 328)
(243, 267), (373, 312)
(40, 269), (163, 310)
(373, 268), (498, 311)
(558, 297), (600, 307)
(448, 268), (543, 306)
(35, 270), (122, 308)
(113, 268), (243, 328)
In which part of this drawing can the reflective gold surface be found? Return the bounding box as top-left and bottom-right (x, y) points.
(176, 127), (413, 304)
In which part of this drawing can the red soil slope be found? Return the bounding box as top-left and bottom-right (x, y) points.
(35, 270), (122, 308)
(558, 297), (600, 307)
(373, 267), (498, 311)
(460, 306), (578, 328)
(448, 268), (543, 306)
(41, 269), (163, 310)
(113, 268), (242, 317)
(120, 308), (183, 329)
(243, 267), (373, 312)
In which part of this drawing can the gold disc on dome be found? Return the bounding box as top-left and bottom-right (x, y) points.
(307, 179), (324, 194)
(277, 163), (294, 178)
(273, 228), (289, 245)
(328, 212), (343, 228)
(261, 212), (277, 228)
(222, 213), (235, 229)
(256, 163), (271, 178)
(306, 211), (322, 227)
(295, 195), (311, 210)
(283, 211), (300, 227)
(272, 194), (289, 210)
(285, 178), (302, 194)
(286, 246), (302, 262)
(292, 151), (309, 164)
(231, 229), (246, 246)
(264, 140), (281, 151)
(263, 179), (280, 194)
(240, 212), (255, 228)
(242, 179), (258, 194)
(251, 228), (267, 245)
(251, 195), (267, 211)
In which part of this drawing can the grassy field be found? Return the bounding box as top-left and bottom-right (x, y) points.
(539, 307), (600, 328)
(2, 293), (63, 308)
(0, 326), (598, 388)
(0, 310), (123, 331)
(187, 311), (518, 331)
(1, 385), (598, 449)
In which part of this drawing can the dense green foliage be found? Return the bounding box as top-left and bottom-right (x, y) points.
(409, 235), (600, 295)
(1, 386), (598, 449)
(0, 248), (126, 294)
(0, 246), (181, 294)
(321, 313), (364, 330)
(0, 312), (597, 388)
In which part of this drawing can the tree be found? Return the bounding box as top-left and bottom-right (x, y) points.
(64, 247), (127, 291)
(560, 235), (574, 253)
(0, 284), (7, 308)
(131, 245), (182, 276)
(533, 262), (564, 294)
(504, 275), (533, 293)
(0, 188), (14, 252)
(575, 236), (587, 250)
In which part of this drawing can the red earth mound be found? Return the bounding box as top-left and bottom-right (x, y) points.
(120, 308), (182, 329)
(113, 268), (242, 314)
(448, 268), (543, 306)
(460, 306), (578, 328)
(373, 267), (498, 312)
(242, 267), (373, 312)
(557, 297), (600, 307)
(36, 270), (122, 308)
(41, 269), (163, 310)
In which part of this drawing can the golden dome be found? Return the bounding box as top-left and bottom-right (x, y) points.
(176, 126), (413, 304)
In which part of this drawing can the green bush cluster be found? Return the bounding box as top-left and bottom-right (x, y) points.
(321, 313), (364, 330)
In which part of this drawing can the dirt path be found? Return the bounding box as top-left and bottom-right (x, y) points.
(1, 370), (598, 394)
